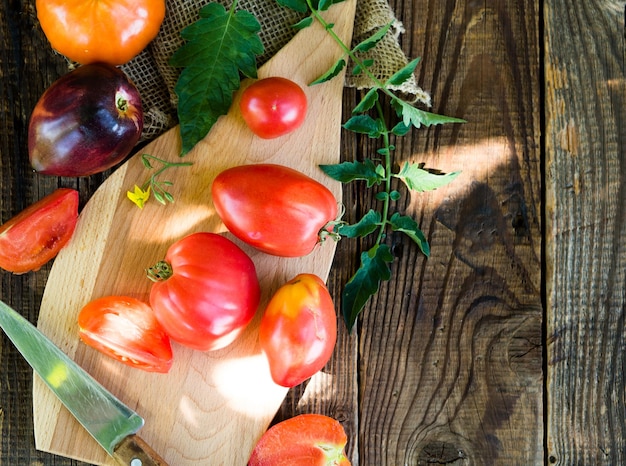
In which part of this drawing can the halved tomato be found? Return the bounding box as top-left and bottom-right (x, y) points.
(0, 188), (79, 274)
(78, 296), (173, 373)
(248, 414), (351, 465)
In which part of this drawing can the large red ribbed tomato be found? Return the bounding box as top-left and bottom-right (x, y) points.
(259, 274), (337, 388)
(147, 232), (261, 351)
(211, 164), (338, 257)
(36, 0), (165, 65)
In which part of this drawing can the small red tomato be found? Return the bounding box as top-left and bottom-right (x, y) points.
(239, 77), (307, 139)
(0, 188), (78, 274)
(259, 274), (337, 388)
(147, 232), (261, 352)
(212, 164), (338, 257)
(28, 63), (143, 177)
(248, 414), (351, 466)
(78, 296), (173, 373)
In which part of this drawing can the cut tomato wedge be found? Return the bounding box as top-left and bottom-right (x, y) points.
(249, 414), (351, 465)
(78, 296), (173, 373)
(0, 188), (79, 274)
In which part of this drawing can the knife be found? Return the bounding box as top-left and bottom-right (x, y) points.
(0, 299), (168, 466)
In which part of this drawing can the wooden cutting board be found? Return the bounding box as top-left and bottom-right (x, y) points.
(33, 2), (356, 464)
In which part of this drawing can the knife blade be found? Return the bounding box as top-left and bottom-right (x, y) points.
(0, 299), (168, 466)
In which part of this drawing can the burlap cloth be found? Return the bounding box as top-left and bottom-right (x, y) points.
(115, 0), (431, 142)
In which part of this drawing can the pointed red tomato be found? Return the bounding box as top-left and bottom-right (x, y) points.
(0, 188), (79, 274)
(78, 296), (173, 373)
(248, 414), (351, 466)
(212, 164), (338, 257)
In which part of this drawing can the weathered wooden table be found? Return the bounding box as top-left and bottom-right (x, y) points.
(1, 1), (624, 464)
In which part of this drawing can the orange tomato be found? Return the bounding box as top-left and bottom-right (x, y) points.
(259, 274), (337, 388)
(36, 0), (166, 65)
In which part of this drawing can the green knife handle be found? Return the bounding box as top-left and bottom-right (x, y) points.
(113, 434), (169, 466)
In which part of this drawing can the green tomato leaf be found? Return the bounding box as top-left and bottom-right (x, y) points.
(314, 0), (345, 10)
(275, 0), (309, 13)
(276, 0), (345, 12)
(292, 16), (314, 30)
(394, 162), (461, 192)
(342, 244), (394, 330)
(389, 212), (430, 256)
(353, 22), (393, 52)
(353, 87), (379, 114)
(352, 58), (375, 75)
(310, 58), (346, 85)
(391, 120), (411, 136)
(317, 0), (333, 10)
(386, 57), (420, 86)
(337, 209), (381, 238)
(170, 3), (264, 155)
(320, 159), (384, 187)
(343, 114), (383, 138)
(392, 98), (466, 129)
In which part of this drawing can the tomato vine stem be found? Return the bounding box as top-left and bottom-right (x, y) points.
(374, 99), (392, 245)
(300, 0), (464, 329)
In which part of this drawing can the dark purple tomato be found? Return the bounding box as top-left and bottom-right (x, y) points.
(28, 63), (143, 177)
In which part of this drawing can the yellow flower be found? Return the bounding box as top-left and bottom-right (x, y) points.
(127, 185), (151, 209)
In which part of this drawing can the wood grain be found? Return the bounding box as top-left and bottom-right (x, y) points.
(352, 0), (543, 464)
(545, 1), (626, 464)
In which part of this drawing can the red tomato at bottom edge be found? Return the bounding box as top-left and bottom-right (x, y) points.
(259, 273), (337, 388)
(248, 414), (351, 466)
(78, 296), (173, 373)
(0, 188), (78, 274)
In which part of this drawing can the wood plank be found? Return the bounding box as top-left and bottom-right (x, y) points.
(340, 0), (543, 463)
(544, 1), (626, 464)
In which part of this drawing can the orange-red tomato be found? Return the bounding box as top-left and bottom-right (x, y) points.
(248, 414), (351, 466)
(36, 0), (166, 65)
(259, 274), (337, 388)
(78, 296), (173, 373)
(0, 188), (79, 274)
